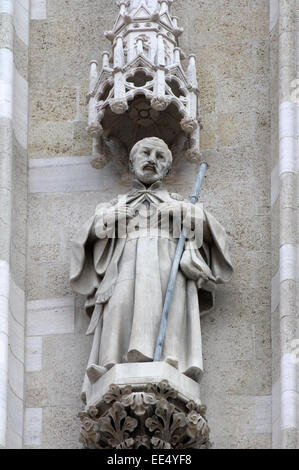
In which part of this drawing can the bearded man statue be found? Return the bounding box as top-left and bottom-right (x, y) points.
(70, 137), (233, 402)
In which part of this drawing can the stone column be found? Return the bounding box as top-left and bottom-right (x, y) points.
(270, 0), (299, 449)
(278, 0), (298, 449)
(0, 0), (29, 449)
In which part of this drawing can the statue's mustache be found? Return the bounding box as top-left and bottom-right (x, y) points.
(143, 163), (157, 171)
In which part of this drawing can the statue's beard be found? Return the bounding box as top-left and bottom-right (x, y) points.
(135, 171), (162, 185)
(131, 164), (169, 184)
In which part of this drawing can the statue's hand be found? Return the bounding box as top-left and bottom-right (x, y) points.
(157, 202), (204, 245)
(158, 202), (204, 218)
(197, 274), (209, 289)
(157, 202), (192, 219)
(158, 201), (202, 228)
(94, 205), (134, 238)
(105, 205), (135, 223)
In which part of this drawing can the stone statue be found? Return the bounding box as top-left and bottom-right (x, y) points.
(70, 137), (233, 402)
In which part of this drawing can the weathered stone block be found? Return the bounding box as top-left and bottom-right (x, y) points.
(247, 7), (269, 39)
(200, 113), (216, 149)
(217, 112), (254, 148)
(72, 120), (92, 156)
(25, 333), (91, 408)
(29, 121), (73, 158)
(191, 8), (248, 47)
(30, 88), (77, 122)
(218, 75), (269, 114)
(41, 405), (82, 449)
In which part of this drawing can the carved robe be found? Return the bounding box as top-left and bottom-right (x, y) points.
(70, 181), (233, 401)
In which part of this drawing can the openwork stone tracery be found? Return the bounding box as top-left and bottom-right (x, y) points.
(79, 381), (211, 449)
(87, 0), (201, 178)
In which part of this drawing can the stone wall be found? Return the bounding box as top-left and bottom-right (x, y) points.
(23, 0), (273, 449)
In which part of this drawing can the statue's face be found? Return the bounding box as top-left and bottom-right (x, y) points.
(131, 140), (172, 185)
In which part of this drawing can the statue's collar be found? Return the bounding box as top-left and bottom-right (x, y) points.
(130, 179), (164, 193)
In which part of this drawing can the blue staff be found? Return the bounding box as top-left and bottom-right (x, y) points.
(154, 161), (208, 362)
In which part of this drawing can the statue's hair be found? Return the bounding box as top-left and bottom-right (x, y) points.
(129, 137), (172, 165)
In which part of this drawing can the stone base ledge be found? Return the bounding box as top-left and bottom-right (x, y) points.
(85, 362), (201, 408)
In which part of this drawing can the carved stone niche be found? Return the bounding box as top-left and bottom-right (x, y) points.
(87, 0), (201, 181)
(78, 362), (211, 450)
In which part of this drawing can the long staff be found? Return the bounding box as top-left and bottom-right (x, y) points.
(153, 161), (208, 362)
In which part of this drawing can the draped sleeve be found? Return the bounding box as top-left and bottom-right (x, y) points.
(69, 201), (118, 316)
(180, 207), (233, 315)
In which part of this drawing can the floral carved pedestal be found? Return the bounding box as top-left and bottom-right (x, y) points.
(78, 363), (211, 450)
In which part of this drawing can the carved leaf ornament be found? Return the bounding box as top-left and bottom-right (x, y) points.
(78, 381), (211, 449)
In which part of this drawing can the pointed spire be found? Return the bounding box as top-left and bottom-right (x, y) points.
(136, 38), (144, 55)
(89, 60), (98, 92)
(87, 61), (103, 138)
(187, 54), (198, 88)
(172, 15), (178, 27)
(117, 1), (127, 16)
(112, 36), (128, 113)
(173, 47), (181, 65)
(102, 51), (110, 69)
(127, 0), (159, 14)
(159, 0), (170, 15)
(156, 33), (165, 66)
(114, 36), (125, 68)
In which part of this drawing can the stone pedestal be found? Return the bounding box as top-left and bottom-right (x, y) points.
(78, 363), (211, 449)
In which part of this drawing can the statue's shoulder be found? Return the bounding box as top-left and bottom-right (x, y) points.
(169, 192), (185, 202)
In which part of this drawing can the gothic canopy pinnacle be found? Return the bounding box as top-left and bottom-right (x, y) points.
(87, 0), (200, 178)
